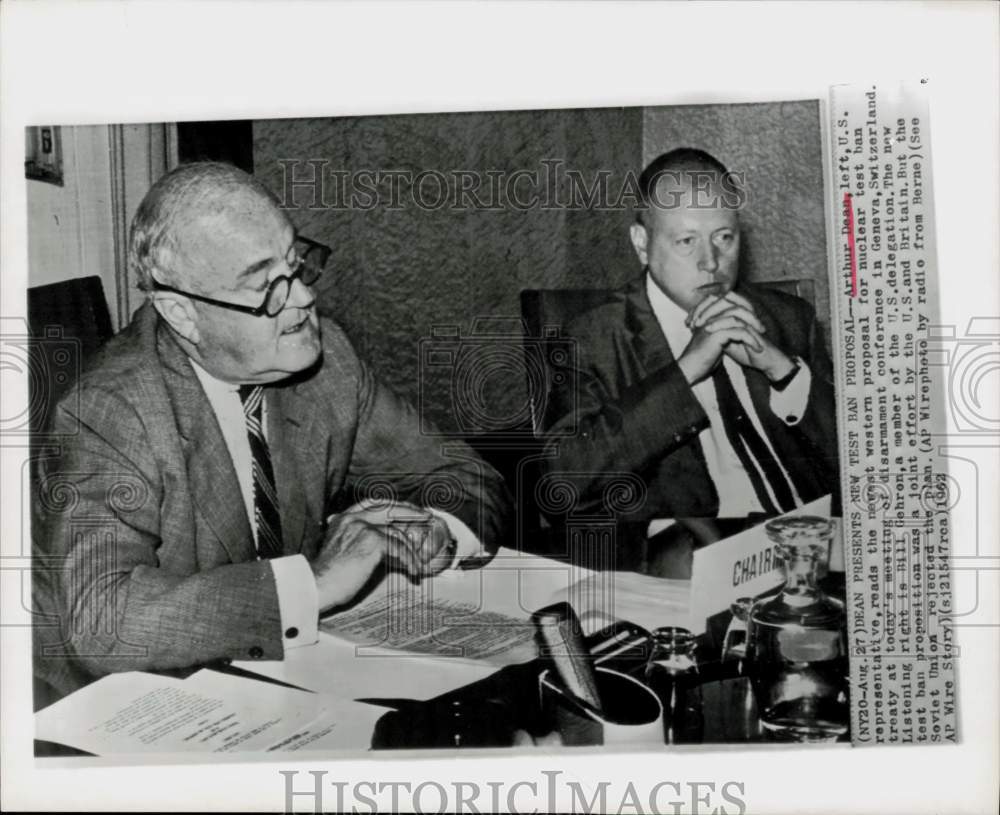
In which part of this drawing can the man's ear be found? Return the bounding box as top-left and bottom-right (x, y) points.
(629, 221), (650, 266)
(151, 294), (201, 344)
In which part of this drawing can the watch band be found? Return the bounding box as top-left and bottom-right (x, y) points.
(769, 361), (801, 391)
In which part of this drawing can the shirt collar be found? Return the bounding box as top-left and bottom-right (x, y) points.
(189, 357), (241, 399)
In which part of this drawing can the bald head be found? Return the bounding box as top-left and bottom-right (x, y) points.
(129, 162), (282, 293)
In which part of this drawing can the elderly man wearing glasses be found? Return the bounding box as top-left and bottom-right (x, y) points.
(33, 162), (511, 702)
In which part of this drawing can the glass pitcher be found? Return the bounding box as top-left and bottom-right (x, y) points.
(745, 516), (849, 742)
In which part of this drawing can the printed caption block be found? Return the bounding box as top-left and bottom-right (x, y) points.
(831, 80), (957, 745)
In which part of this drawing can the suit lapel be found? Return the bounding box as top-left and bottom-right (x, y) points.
(623, 275), (676, 376)
(156, 320), (257, 565)
(269, 379), (329, 557)
(267, 387), (307, 556)
(623, 273), (718, 511)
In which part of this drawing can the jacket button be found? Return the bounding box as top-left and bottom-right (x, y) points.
(248, 646), (264, 658)
(284, 627), (299, 640)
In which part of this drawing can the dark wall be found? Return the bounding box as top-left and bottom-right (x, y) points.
(643, 101), (830, 341)
(254, 108), (643, 435)
(253, 102), (828, 435)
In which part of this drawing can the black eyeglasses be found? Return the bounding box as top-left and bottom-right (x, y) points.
(151, 235), (331, 317)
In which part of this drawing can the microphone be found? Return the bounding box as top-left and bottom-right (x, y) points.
(532, 602), (603, 715)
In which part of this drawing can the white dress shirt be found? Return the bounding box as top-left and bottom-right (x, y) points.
(191, 360), (483, 653)
(645, 275), (811, 516)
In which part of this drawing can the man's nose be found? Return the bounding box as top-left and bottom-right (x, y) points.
(697, 243), (719, 274)
(286, 276), (316, 310)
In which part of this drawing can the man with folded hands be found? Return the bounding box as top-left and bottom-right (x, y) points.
(541, 148), (838, 521)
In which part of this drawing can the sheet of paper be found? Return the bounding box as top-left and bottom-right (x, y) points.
(36, 672), (298, 754)
(320, 572), (539, 666)
(182, 670), (385, 752)
(234, 548), (589, 697)
(321, 547), (592, 665)
(34, 670), (385, 755)
(549, 569), (692, 635)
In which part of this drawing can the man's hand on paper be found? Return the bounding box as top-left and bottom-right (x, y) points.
(392, 512), (458, 577)
(312, 500), (456, 612)
(680, 291), (796, 383)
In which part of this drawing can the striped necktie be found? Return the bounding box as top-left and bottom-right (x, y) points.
(238, 385), (283, 559)
(711, 364), (797, 514)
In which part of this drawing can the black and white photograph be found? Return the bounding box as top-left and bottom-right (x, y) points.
(25, 99), (850, 756)
(1, 2), (996, 814)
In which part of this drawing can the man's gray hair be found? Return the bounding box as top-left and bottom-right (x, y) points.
(129, 161), (278, 293)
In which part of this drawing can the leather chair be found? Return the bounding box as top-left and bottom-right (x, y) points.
(517, 289), (634, 561)
(518, 288), (615, 436)
(27, 275), (114, 437)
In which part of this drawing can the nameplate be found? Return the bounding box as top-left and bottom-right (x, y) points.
(688, 495), (833, 633)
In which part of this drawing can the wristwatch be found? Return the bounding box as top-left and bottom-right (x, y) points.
(769, 359), (801, 391)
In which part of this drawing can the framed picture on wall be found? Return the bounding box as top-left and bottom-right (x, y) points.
(25, 125), (63, 186)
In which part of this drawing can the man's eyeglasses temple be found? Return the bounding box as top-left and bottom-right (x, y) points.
(150, 280), (273, 316)
(149, 236), (330, 317)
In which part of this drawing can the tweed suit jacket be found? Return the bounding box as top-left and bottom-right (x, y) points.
(32, 304), (511, 700)
(540, 275), (839, 519)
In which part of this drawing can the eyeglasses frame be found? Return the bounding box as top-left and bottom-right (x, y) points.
(150, 234), (331, 317)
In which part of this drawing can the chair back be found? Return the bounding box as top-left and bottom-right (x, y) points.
(519, 288), (615, 435)
(27, 276), (114, 436)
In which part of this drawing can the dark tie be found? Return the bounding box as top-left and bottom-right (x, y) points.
(710, 364), (797, 514)
(238, 385), (283, 558)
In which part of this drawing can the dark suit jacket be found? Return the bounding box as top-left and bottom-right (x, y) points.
(540, 276), (839, 519)
(32, 304), (511, 700)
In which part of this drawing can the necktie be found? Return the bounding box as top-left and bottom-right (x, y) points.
(710, 364), (797, 514)
(238, 385), (283, 558)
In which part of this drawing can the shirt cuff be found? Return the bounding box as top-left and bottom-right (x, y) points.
(647, 518), (677, 538)
(270, 554), (319, 650)
(769, 357), (811, 426)
(427, 508), (483, 568)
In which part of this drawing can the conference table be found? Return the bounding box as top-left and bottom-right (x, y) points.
(36, 537), (817, 758)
